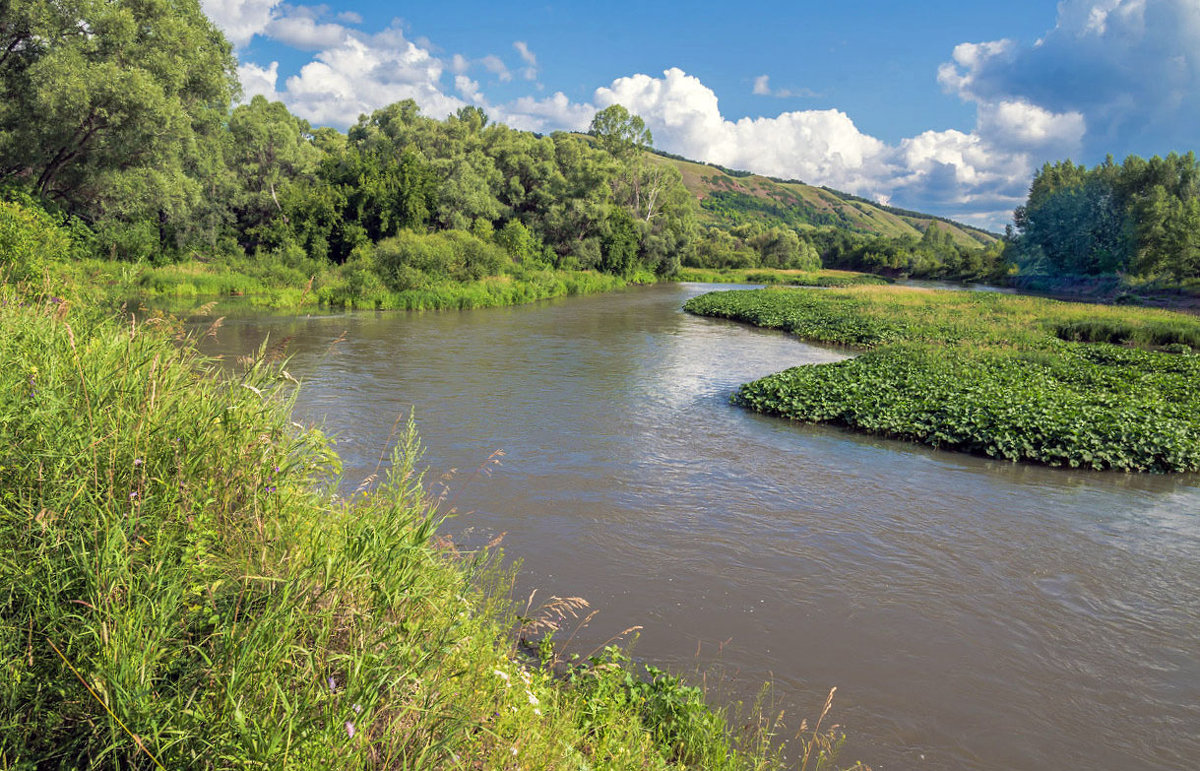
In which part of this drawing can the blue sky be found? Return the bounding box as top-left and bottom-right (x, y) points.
(201, 0), (1200, 230)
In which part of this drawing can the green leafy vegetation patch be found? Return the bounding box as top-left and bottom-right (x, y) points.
(684, 286), (1200, 472)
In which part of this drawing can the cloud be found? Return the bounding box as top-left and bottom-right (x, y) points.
(480, 54), (513, 82)
(494, 92), (594, 133)
(264, 13), (349, 50)
(937, 0), (1200, 158)
(751, 74), (819, 99)
(200, 0), (282, 47)
(237, 61), (280, 99)
(596, 68), (893, 194)
(455, 75), (485, 105)
(514, 41), (538, 81)
(274, 23), (466, 127)
(591, 67), (1091, 228)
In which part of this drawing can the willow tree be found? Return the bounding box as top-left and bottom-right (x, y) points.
(0, 0), (237, 256)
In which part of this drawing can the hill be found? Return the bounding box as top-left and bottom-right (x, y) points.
(645, 151), (999, 248)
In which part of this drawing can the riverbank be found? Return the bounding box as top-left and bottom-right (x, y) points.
(676, 267), (888, 288)
(685, 286), (1200, 472)
(1005, 274), (1200, 313)
(0, 287), (865, 769)
(47, 255), (646, 312)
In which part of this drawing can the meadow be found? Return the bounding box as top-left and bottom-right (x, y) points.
(684, 286), (1200, 472)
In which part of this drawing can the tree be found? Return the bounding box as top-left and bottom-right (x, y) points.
(227, 95), (320, 251)
(588, 104), (652, 163)
(0, 0), (238, 250)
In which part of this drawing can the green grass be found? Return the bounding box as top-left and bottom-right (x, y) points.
(38, 256), (644, 313)
(684, 286), (1200, 472)
(0, 287), (862, 769)
(676, 267), (889, 288)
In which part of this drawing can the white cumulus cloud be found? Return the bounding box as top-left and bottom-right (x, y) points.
(237, 61), (280, 100)
(200, 0), (282, 47)
(276, 24), (466, 127)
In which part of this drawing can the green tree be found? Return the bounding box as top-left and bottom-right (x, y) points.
(227, 95), (320, 251)
(0, 0), (237, 255)
(588, 104), (652, 163)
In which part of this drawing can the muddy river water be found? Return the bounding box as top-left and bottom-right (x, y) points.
(195, 282), (1200, 770)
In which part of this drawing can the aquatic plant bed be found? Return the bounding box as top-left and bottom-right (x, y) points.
(684, 287), (1200, 472)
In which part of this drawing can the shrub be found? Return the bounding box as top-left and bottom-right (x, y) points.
(0, 199), (74, 284)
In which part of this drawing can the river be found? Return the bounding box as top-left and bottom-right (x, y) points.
(193, 282), (1200, 770)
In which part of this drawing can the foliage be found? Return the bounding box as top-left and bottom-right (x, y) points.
(0, 196), (75, 284)
(0, 0), (237, 250)
(588, 104), (653, 162)
(1008, 152), (1200, 282)
(685, 286), (1200, 472)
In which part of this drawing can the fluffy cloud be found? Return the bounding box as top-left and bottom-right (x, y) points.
(264, 12), (350, 50)
(200, 0), (281, 47)
(237, 61), (280, 99)
(277, 25), (466, 126)
(596, 68), (894, 197)
(479, 55), (513, 83)
(938, 0), (1200, 158)
(592, 67), (1089, 228)
(494, 92), (594, 133)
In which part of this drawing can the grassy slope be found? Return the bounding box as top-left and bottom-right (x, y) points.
(0, 288), (864, 769)
(685, 286), (1200, 472)
(646, 154), (997, 249)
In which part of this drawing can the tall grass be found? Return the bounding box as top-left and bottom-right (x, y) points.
(0, 289), (863, 769)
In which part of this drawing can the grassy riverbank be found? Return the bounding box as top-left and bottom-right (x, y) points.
(685, 286), (1200, 472)
(0, 288), (859, 769)
(676, 267), (888, 288)
(47, 255), (644, 312)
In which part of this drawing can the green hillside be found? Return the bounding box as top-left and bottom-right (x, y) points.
(646, 152), (999, 249)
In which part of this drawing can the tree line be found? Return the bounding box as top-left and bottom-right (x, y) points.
(1007, 152), (1200, 282)
(0, 0), (700, 286)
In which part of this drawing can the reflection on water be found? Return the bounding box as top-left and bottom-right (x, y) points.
(194, 283), (1200, 771)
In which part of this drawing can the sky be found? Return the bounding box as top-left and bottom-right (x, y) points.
(200, 0), (1200, 231)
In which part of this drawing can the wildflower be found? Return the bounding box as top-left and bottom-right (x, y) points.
(328, 677), (337, 692)
(133, 458), (143, 466)
(130, 491), (139, 500)
(345, 721), (355, 739)
(525, 689), (539, 707)
(493, 669), (510, 685)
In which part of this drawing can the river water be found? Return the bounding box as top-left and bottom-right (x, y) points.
(194, 282), (1200, 770)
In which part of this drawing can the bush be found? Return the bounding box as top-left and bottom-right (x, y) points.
(0, 199), (74, 285)
(372, 229), (510, 290)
